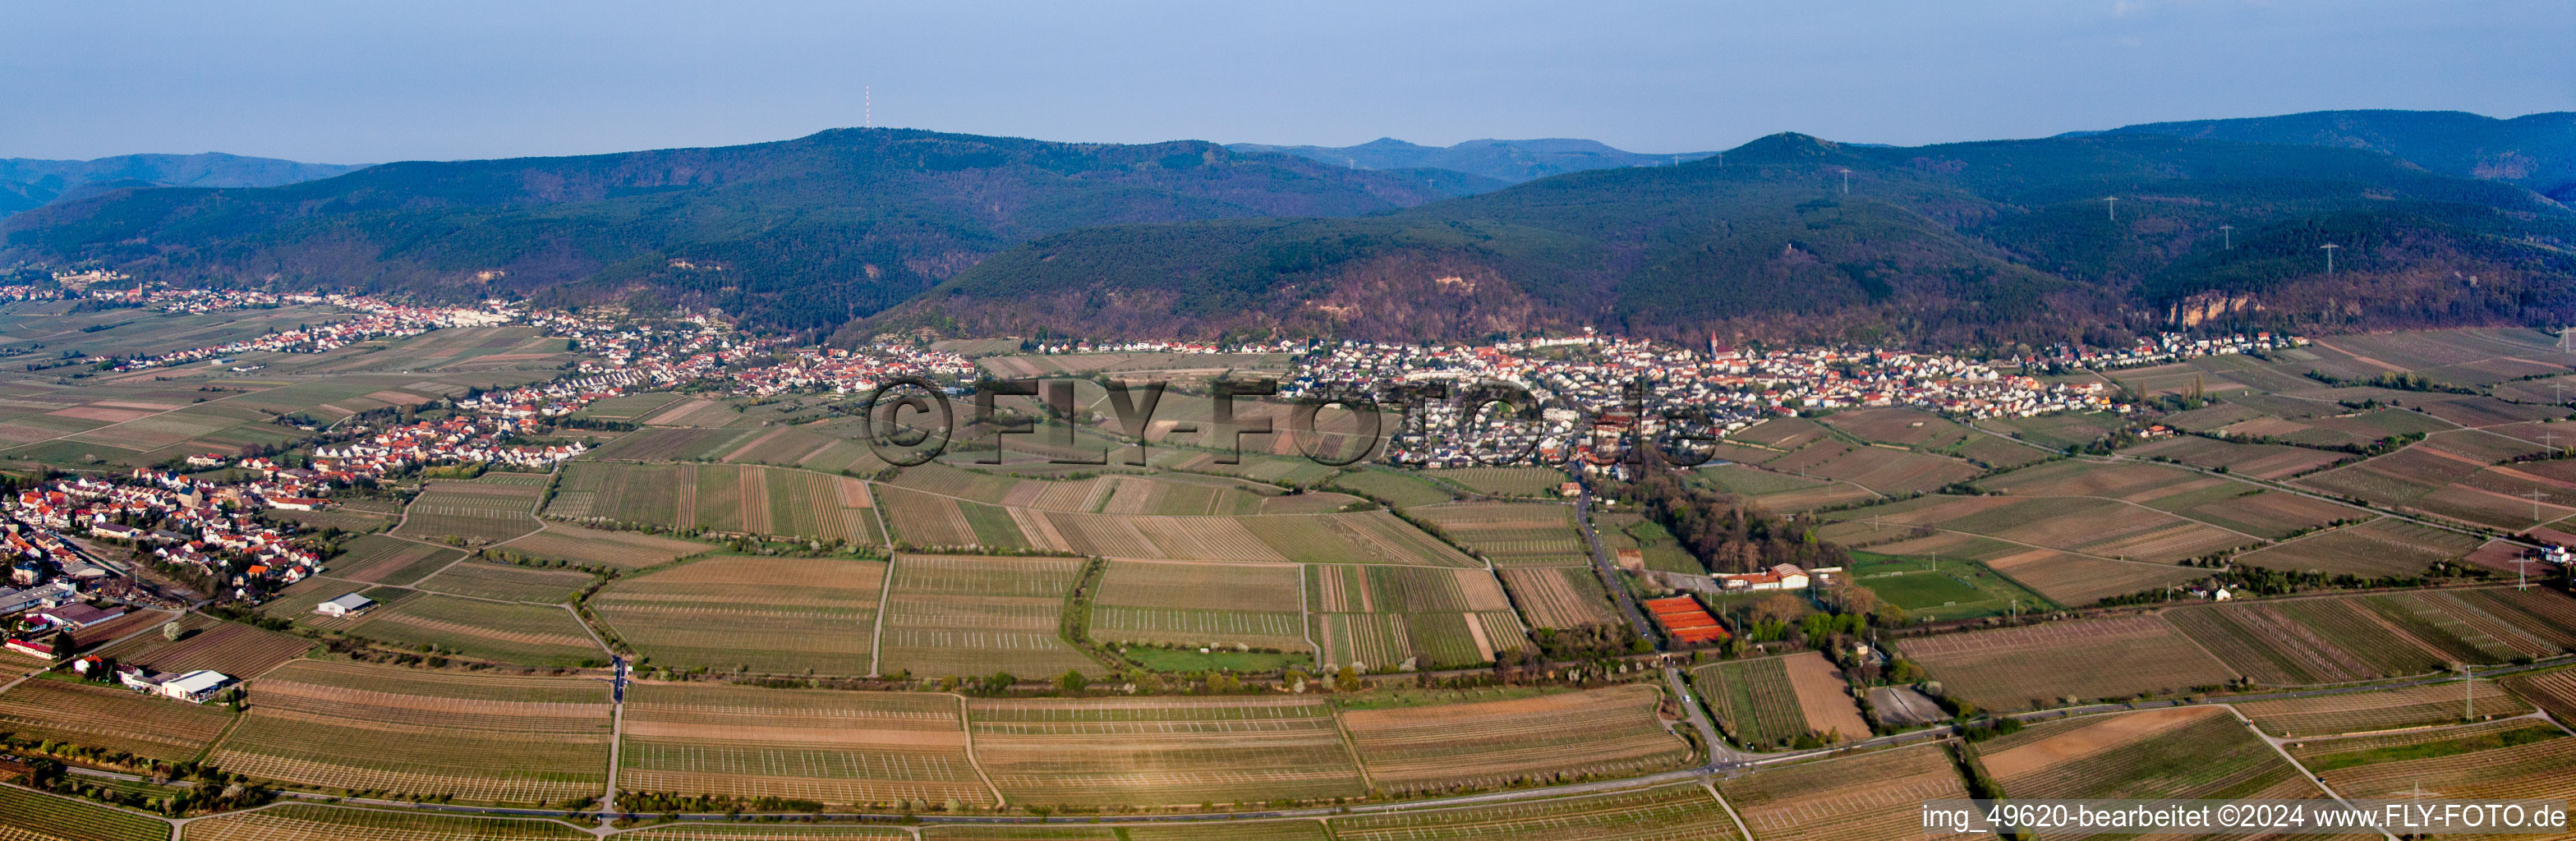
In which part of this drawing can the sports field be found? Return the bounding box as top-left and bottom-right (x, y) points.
(965, 696), (1364, 807)
(619, 682), (996, 808)
(591, 554), (887, 676)
(211, 659), (610, 805)
(876, 554), (1102, 679)
(1338, 684), (1690, 795)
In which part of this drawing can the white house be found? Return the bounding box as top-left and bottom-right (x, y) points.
(315, 592), (375, 617)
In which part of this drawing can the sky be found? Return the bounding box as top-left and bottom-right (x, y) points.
(4, 0), (2571, 164)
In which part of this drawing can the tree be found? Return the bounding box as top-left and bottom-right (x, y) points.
(1056, 669), (1087, 696)
(44, 631), (72, 661)
(161, 621), (183, 641)
(1335, 665), (1361, 692)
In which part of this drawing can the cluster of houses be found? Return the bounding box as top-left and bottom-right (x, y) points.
(309, 416), (585, 471)
(2028, 331), (2304, 372)
(99, 296), (517, 373)
(733, 344), (979, 396)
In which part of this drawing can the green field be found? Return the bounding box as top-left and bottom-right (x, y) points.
(0, 785), (169, 841)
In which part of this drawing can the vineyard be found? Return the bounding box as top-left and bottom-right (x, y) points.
(1690, 652), (1865, 749)
(416, 560), (595, 602)
(1718, 742), (1979, 841)
(2238, 679), (2532, 737)
(964, 696), (1365, 807)
(504, 523), (710, 568)
(324, 534), (467, 586)
(1327, 784), (1741, 841)
(1897, 614), (2235, 710)
(1088, 559), (1309, 654)
(1982, 707), (2319, 802)
(1240, 512), (1481, 567)
(0, 677), (235, 763)
(1337, 684), (1690, 795)
(347, 594), (605, 667)
(210, 659), (611, 805)
(90, 616), (314, 678)
(619, 682), (997, 808)
(394, 480), (544, 545)
(1497, 567), (1617, 628)
(2234, 517), (2481, 577)
(876, 554), (1101, 679)
(591, 554), (888, 676)
(180, 803), (586, 840)
(2505, 669), (2576, 723)
(0, 786), (168, 841)
(1306, 563), (1530, 669)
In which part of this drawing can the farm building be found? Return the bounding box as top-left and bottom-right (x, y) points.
(117, 666), (233, 703)
(1717, 563), (1812, 591)
(34, 603), (125, 629)
(315, 592), (375, 617)
(1644, 595), (1728, 645)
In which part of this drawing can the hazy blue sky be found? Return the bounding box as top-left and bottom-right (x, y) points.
(5, 0), (2570, 163)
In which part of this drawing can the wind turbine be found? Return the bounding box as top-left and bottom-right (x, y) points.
(2103, 196), (2118, 222)
(2321, 243), (2340, 274)
(2219, 224), (2233, 250)
(1838, 168), (1852, 195)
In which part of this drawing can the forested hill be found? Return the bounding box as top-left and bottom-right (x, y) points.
(0, 128), (1483, 333)
(879, 131), (2576, 347)
(0, 153), (368, 218)
(1230, 137), (1714, 184)
(2086, 110), (2576, 201)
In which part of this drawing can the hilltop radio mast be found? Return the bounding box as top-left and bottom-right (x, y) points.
(865, 85), (872, 128)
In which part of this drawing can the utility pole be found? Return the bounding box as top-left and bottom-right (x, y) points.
(2528, 488), (2548, 524)
(2462, 664), (2474, 721)
(2321, 243), (2340, 274)
(2220, 224), (2233, 250)
(2515, 553), (2534, 591)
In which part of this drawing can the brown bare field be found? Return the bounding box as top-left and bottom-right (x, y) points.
(964, 696), (1364, 807)
(1898, 614), (2235, 710)
(1781, 652), (1869, 740)
(507, 524), (710, 568)
(619, 682), (996, 808)
(2237, 679), (2532, 737)
(1718, 742), (1978, 841)
(212, 659), (610, 805)
(1326, 784), (1740, 841)
(591, 554), (887, 676)
(1497, 567), (1617, 628)
(0, 677), (235, 762)
(1338, 684), (1690, 795)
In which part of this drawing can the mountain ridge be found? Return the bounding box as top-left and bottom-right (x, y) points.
(0, 152), (370, 218)
(1229, 137), (1715, 184)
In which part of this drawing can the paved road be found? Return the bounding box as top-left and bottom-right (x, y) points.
(1575, 484), (1658, 647)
